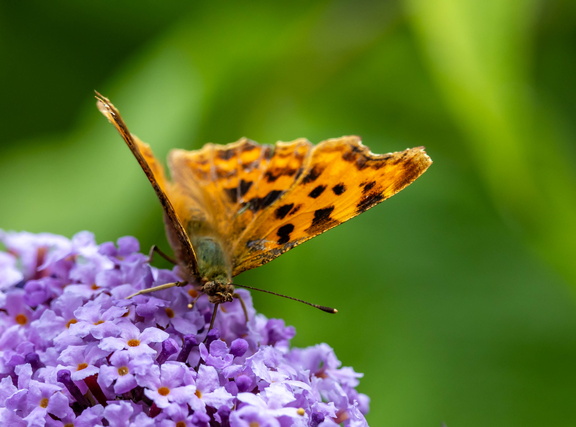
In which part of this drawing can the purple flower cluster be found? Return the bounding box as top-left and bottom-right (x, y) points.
(0, 231), (369, 426)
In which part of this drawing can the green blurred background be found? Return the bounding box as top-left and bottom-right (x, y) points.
(1, 1), (576, 425)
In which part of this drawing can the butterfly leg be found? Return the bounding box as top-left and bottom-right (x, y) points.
(147, 245), (177, 265)
(203, 294), (248, 340)
(126, 281), (187, 299)
(207, 303), (220, 333)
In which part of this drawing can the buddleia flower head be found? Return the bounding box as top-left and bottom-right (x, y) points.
(0, 231), (369, 426)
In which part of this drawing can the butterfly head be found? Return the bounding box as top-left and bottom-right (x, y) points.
(201, 279), (235, 305)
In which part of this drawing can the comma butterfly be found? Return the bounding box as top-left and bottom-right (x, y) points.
(96, 93), (432, 316)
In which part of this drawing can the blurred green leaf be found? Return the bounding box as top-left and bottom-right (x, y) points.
(406, 0), (576, 285)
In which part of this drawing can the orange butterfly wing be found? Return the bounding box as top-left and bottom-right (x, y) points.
(96, 94), (200, 280)
(165, 136), (431, 277)
(97, 93), (432, 284)
(98, 93), (432, 310)
(230, 137), (431, 274)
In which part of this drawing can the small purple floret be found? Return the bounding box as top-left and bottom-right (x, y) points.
(156, 338), (178, 364)
(176, 334), (198, 363)
(24, 353), (44, 371)
(230, 338), (248, 357)
(0, 231), (369, 425)
(57, 370), (90, 408)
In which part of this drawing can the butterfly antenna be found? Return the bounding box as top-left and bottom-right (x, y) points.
(233, 284), (337, 314)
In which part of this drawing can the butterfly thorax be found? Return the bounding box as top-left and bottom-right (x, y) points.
(191, 235), (235, 304)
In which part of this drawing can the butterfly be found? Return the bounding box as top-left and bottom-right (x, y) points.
(95, 93), (432, 317)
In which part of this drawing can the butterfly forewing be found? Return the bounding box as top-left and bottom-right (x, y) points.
(230, 138), (431, 274)
(163, 135), (431, 277)
(96, 94), (200, 280)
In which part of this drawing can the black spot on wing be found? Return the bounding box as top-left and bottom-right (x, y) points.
(356, 192), (385, 213)
(355, 157), (368, 170)
(264, 167), (299, 183)
(218, 148), (236, 160)
(311, 206), (334, 226)
(301, 165), (324, 184)
(308, 185), (326, 199)
(342, 145), (362, 161)
(223, 179), (253, 203)
(306, 205), (339, 234)
(264, 171), (279, 183)
(276, 223), (295, 245)
(361, 181), (376, 193)
(239, 180), (253, 197)
(332, 183), (346, 195)
(263, 145), (275, 160)
(275, 203), (294, 220)
(342, 145), (369, 170)
(241, 142), (258, 152)
(246, 190), (284, 212)
(289, 204), (302, 216)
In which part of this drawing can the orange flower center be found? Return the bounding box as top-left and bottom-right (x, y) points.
(127, 339), (140, 347)
(165, 308), (175, 318)
(195, 389), (202, 398)
(158, 387), (170, 396)
(66, 319), (77, 328)
(117, 366), (129, 376)
(334, 410), (350, 423)
(77, 363), (88, 371)
(15, 314), (28, 325)
(39, 397), (49, 408)
(93, 320), (104, 325)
